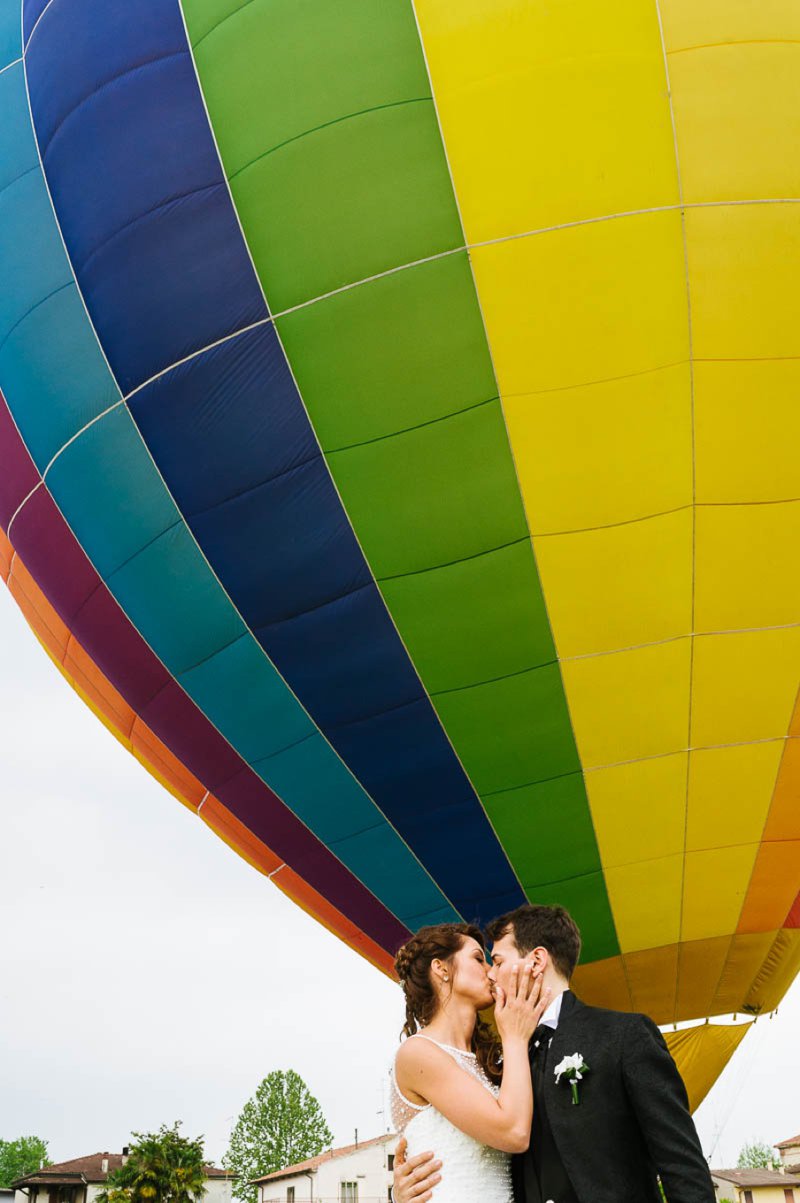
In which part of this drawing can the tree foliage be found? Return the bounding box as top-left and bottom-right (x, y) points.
(223, 1070), (333, 1203)
(96, 1123), (207, 1203)
(737, 1140), (780, 1170)
(0, 1137), (50, 1188)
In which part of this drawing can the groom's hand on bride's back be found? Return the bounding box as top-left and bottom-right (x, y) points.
(392, 1136), (442, 1202)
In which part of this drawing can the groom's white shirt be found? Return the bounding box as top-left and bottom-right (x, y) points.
(540, 988), (565, 1031)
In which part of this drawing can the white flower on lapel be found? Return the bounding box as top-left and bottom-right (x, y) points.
(554, 1052), (589, 1105)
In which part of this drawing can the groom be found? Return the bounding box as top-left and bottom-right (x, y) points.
(392, 904), (715, 1203)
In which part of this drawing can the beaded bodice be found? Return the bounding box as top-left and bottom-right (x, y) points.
(389, 1035), (513, 1203)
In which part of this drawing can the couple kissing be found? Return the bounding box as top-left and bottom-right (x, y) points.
(390, 904), (715, 1203)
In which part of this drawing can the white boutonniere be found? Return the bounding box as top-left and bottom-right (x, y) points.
(554, 1052), (589, 1105)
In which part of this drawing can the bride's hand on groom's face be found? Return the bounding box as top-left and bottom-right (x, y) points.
(493, 961), (552, 1044)
(392, 1136), (442, 1203)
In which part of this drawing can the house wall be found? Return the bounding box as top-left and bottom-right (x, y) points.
(712, 1180), (798, 1202)
(779, 1150), (800, 1171)
(260, 1139), (397, 1203)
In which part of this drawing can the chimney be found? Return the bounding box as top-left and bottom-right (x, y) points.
(101, 1157), (109, 1175)
(122, 1148), (130, 1166)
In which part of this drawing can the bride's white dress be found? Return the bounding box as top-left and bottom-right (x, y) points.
(390, 1035), (513, 1203)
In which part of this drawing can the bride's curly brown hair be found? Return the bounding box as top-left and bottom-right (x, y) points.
(394, 923), (501, 1084)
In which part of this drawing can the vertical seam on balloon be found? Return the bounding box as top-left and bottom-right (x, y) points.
(19, 3), (460, 935)
(6, 479), (42, 538)
(654, 0), (698, 1026)
(408, 0), (626, 971)
(176, 0), (525, 915)
(1, 394), (413, 944)
(23, 0), (58, 52)
(197, 789), (209, 814)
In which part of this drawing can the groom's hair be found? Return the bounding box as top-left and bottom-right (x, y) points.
(486, 904), (581, 980)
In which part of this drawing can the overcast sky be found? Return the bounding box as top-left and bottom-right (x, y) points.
(1, 583), (797, 1170)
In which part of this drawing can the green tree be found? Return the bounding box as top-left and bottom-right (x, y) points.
(0, 1137), (50, 1187)
(96, 1123), (207, 1203)
(223, 1070), (333, 1203)
(737, 1140), (780, 1170)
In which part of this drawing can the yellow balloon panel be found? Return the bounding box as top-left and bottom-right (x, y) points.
(667, 45), (800, 203)
(469, 212), (689, 396)
(695, 502), (800, 632)
(687, 204), (800, 359)
(414, 0), (679, 240)
(659, 0), (800, 49)
(503, 365), (693, 533)
(686, 743), (784, 851)
(586, 753), (688, 868)
(535, 510), (693, 658)
(562, 639), (691, 768)
(694, 360), (800, 504)
(691, 628), (800, 747)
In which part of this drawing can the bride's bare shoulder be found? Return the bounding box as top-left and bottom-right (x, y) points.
(396, 1035), (450, 1074)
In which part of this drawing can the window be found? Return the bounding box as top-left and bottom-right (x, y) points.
(286, 1190), (294, 1203)
(387, 1155), (395, 1171)
(340, 1184), (358, 1203)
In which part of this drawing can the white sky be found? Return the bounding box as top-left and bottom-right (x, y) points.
(1, 583), (797, 1170)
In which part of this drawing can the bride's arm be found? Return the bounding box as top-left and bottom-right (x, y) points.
(395, 966), (549, 1154)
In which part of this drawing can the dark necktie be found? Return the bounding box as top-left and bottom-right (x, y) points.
(531, 1024), (553, 1060)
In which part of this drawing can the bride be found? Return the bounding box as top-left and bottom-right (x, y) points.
(390, 922), (550, 1203)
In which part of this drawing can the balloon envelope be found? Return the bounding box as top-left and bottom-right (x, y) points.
(1, 0), (798, 1080)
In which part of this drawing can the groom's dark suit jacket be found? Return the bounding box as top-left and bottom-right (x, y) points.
(512, 991), (715, 1203)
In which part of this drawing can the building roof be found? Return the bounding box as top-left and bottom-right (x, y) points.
(712, 1168), (800, 1188)
(13, 1153), (233, 1189)
(251, 1134), (396, 1184)
(777, 1134), (800, 1150)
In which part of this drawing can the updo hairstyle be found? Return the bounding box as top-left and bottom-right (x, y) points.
(394, 922), (501, 1083)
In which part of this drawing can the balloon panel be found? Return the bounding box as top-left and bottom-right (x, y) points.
(1, 0), (799, 1078)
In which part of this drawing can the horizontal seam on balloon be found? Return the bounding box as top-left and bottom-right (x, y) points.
(532, 495), (800, 538)
(533, 504), (691, 538)
(75, 180), (225, 276)
(176, 1), (468, 925)
(196, 789), (209, 813)
(560, 619), (800, 662)
(603, 842), (770, 872)
(248, 730), (318, 766)
(43, 398), (126, 478)
(327, 819), (387, 846)
(9, 75), (429, 946)
(254, 578), (375, 632)
(0, 279), (73, 357)
(0, 55), (23, 76)
(430, 656), (559, 698)
(227, 96), (433, 181)
(482, 768), (584, 799)
(185, 448), (323, 518)
(189, 0), (259, 51)
(519, 867), (606, 891)
(176, 630), (247, 675)
(583, 735), (787, 774)
(324, 394), (499, 455)
(378, 535), (529, 582)
(103, 517), (184, 582)
(326, 691), (433, 738)
(0, 160), (38, 199)
(34, 51), (190, 159)
(499, 359), (688, 399)
(695, 355), (800, 362)
(667, 38), (800, 55)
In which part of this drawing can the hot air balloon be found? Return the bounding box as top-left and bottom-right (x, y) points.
(1, 0), (798, 1111)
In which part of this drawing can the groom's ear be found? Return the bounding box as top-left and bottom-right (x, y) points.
(529, 946), (548, 973)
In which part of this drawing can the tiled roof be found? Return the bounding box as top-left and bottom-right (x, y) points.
(13, 1154), (233, 1188)
(252, 1134), (396, 1184)
(712, 1168), (800, 1187)
(777, 1133), (800, 1149)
